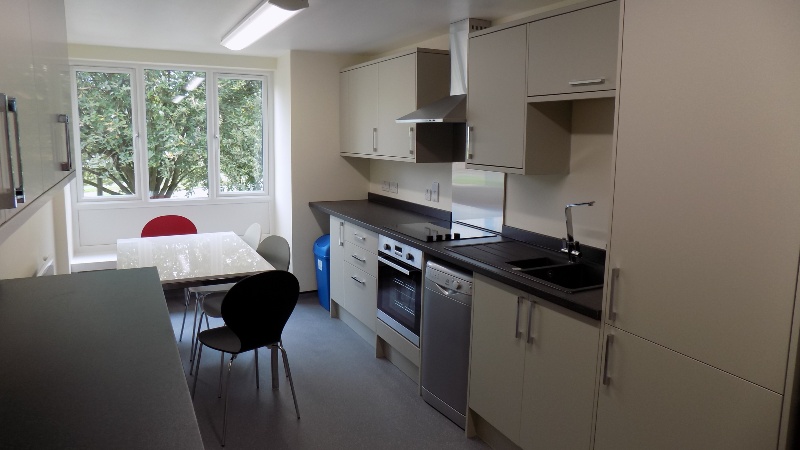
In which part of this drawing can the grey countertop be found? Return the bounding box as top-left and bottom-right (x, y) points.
(310, 199), (603, 320)
(0, 268), (203, 449)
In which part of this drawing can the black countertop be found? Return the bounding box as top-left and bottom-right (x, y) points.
(0, 268), (204, 449)
(310, 198), (603, 320)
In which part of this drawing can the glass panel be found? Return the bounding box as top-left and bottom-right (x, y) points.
(144, 70), (208, 199)
(75, 71), (136, 197)
(218, 77), (264, 193)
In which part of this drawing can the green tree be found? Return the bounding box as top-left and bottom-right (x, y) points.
(76, 70), (265, 199)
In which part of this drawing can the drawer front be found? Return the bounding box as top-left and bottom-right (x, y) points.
(344, 240), (378, 277)
(343, 262), (377, 331)
(344, 221), (378, 252)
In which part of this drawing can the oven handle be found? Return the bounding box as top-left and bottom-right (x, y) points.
(378, 256), (413, 276)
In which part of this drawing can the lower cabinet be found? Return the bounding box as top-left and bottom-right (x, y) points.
(329, 215), (378, 332)
(594, 327), (783, 450)
(342, 261), (377, 330)
(469, 274), (599, 449)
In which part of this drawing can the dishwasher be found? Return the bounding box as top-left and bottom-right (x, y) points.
(420, 259), (473, 429)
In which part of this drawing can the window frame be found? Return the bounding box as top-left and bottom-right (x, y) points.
(69, 62), (273, 206)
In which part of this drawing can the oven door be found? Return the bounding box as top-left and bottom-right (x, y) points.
(377, 253), (422, 346)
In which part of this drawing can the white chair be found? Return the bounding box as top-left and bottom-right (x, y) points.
(177, 223), (260, 342)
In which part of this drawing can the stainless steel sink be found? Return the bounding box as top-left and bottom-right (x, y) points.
(519, 263), (604, 293)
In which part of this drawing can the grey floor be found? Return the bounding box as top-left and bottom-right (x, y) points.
(166, 290), (489, 449)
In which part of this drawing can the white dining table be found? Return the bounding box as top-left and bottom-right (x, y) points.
(116, 231), (273, 285)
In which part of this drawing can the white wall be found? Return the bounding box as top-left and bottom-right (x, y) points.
(0, 200), (57, 279)
(282, 51), (370, 291)
(369, 160), (452, 210)
(504, 98), (615, 249)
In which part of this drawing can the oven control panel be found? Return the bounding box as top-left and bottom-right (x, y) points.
(378, 235), (424, 270)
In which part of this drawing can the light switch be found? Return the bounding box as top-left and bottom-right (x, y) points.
(431, 182), (439, 202)
(390, 182), (398, 194)
(381, 181), (390, 192)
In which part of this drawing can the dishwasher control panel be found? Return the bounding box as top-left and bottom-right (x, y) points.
(425, 261), (472, 295)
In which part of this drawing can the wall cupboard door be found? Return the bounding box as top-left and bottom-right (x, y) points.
(340, 64), (378, 156)
(30, 0), (73, 189)
(605, 0), (800, 393)
(466, 25), (527, 171)
(469, 274), (527, 443)
(376, 54), (416, 159)
(329, 216), (345, 307)
(527, 1), (619, 98)
(595, 327), (782, 450)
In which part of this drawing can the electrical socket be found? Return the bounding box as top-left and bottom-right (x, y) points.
(425, 189), (431, 201)
(381, 181), (390, 192)
(431, 182), (439, 202)
(390, 182), (398, 194)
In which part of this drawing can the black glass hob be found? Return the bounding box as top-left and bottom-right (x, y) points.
(387, 221), (496, 243)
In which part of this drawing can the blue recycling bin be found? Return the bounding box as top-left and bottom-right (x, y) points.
(313, 234), (331, 311)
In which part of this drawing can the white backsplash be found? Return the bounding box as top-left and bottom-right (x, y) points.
(369, 160), (453, 210)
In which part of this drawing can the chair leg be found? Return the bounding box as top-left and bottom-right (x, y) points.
(192, 343), (204, 399)
(254, 348), (260, 390)
(190, 311), (206, 375)
(179, 288), (190, 341)
(218, 351), (225, 398)
(280, 340), (288, 378)
(222, 354), (237, 447)
(277, 344), (300, 420)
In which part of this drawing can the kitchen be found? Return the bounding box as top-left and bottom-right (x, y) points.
(0, 0), (799, 449)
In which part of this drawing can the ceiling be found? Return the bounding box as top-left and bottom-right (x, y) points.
(64, 0), (563, 58)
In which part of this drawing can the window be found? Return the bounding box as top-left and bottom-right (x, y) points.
(72, 65), (269, 202)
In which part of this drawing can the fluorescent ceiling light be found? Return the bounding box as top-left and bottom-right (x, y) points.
(221, 0), (309, 51)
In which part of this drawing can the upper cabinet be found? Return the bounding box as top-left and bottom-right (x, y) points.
(0, 0), (73, 224)
(466, 0), (619, 174)
(339, 48), (459, 163)
(527, 1), (620, 99)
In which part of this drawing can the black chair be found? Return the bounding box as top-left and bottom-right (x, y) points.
(191, 270), (300, 447)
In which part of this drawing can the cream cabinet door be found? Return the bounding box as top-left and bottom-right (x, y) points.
(329, 216), (345, 307)
(466, 25), (527, 171)
(30, 0), (73, 188)
(606, 0), (800, 393)
(340, 64), (377, 155)
(469, 274), (527, 444)
(527, 1), (619, 97)
(0, 0), (39, 215)
(519, 300), (598, 450)
(595, 327), (782, 450)
(342, 261), (377, 331)
(376, 54), (416, 159)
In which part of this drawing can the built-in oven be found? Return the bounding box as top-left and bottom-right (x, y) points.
(377, 235), (424, 347)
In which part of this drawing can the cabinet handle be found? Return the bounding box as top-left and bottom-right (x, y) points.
(526, 299), (535, 343)
(608, 267), (620, 321)
(569, 78), (605, 86)
(338, 222), (344, 246)
(408, 127), (414, 155)
(0, 93), (15, 209)
(602, 334), (614, 386)
(351, 275), (365, 285)
(8, 98), (24, 205)
(514, 296), (523, 339)
(466, 126), (474, 160)
(351, 254), (366, 263)
(372, 128), (377, 152)
(353, 233), (366, 241)
(57, 114), (72, 171)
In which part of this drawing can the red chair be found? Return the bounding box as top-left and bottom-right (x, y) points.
(141, 215), (198, 238)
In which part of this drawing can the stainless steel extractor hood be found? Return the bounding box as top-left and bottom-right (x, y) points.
(396, 18), (490, 124)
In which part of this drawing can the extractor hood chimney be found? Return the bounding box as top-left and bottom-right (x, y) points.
(396, 18), (490, 123)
